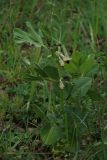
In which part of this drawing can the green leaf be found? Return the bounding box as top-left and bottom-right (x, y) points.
(23, 73), (43, 81)
(80, 55), (97, 76)
(40, 124), (62, 145)
(34, 105), (48, 123)
(43, 65), (59, 80)
(64, 53), (98, 77)
(14, 22), (44, 47)
(73, 77), (92, 97)
(26, 22), (43, 46)
(64, 53), (80, 74)
(35, 64), (48, 78)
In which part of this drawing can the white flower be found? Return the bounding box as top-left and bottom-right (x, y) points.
(60, 54), (72, 62)
(59, 78), (64, 90)
(55, 46), (72, 66)
(59, 57), (65, 66)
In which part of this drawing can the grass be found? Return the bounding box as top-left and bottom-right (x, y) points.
(0, 0), (107, 159)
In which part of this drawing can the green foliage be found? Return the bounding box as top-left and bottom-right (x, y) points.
(40, 124), (62, 145)
(72, 77), (92, 97)
(1, 0), (107, 159)
(14, 22), (44, 47)
(64, 52), (99, 77)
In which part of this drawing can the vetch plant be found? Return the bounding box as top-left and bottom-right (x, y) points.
(14, 20), (107, 159)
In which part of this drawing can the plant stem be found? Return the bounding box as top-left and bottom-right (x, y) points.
(60, 90), (69, 144)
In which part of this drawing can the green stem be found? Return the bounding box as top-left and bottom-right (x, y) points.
(60, 90), (69, 144)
